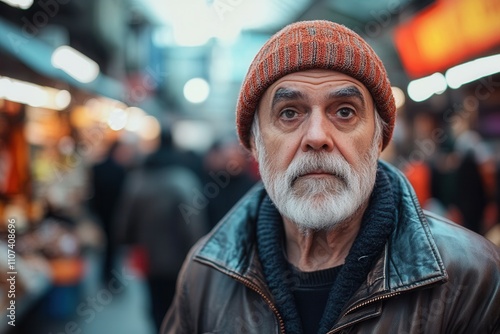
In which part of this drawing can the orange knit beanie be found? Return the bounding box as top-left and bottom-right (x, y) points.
(236, 20), (396, 151)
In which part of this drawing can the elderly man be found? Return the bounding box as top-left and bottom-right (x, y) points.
(162, 20), (500, 334)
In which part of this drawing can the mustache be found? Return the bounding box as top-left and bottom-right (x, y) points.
(287, 153), (350, 185)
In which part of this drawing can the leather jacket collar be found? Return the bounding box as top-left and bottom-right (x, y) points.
(194, 161), (448, 331)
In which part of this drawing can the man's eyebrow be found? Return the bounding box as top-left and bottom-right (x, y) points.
(271, 87), (305, 108)
(327, 86), (366, 108)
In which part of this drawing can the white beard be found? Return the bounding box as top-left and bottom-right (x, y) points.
(255, 137), (379, 232)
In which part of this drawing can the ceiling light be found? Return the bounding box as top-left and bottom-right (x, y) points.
(137, 116), (161, 140)
(124, 107), (146, 132)
(0, 75), (71, 110)
(51, 46), (100, 83)
(407, 73), (447, 102)
(445, 54), (500, 89)
(183, 78), (210, 104)
(55, 90), (71, 109)
(0, 0), (33, 9)
(107, 108), (128, 131)
(0, 77), (48, 107)
(172, 120), (214, 152)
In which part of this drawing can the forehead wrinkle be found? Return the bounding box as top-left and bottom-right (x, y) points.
(271, 87), (307, 109)
(327, 86), (366, 109)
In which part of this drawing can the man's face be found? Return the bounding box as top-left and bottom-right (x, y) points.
(252, 69), (382, 231)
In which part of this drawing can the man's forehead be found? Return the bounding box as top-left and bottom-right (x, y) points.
(270, 86), (366, 108)
(260, 69), (373, 106)
(267, 70), (368, 93)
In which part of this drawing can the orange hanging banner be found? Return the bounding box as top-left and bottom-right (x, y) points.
(394, 0), (500, 78)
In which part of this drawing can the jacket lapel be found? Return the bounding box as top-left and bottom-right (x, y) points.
(331, 162), (448, 331)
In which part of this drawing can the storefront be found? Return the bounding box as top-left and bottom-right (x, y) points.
(0, 18), (161, 330)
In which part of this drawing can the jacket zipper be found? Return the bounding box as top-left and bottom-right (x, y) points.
(327, 291), (401, 333)
(226, 271), (286, 334)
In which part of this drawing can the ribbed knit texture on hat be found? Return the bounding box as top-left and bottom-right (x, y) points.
(236, 20), (396, 151)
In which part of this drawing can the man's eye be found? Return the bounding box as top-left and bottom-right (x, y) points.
(281, 109), (298, 119)
(337, 108), (354, 119)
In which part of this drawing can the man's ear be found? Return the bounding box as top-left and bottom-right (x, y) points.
(374, 111), (384, 154)
(249, 136), (258, 160)
(249, 110), (260, 160)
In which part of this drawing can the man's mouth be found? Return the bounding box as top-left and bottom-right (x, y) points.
(292, 170), (345, 184)
(301, 172), (332, 178)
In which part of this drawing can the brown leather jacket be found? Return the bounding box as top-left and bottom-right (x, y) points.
(162, 163), (500, 334)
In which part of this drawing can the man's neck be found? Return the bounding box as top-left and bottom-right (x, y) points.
(282, 201), (369, 272)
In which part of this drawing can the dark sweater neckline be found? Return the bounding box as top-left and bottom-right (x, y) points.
(256, 166), (396, 334)
(288, 263), (343, 288)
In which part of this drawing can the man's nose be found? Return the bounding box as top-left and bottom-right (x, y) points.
(301, 111), (335, 152)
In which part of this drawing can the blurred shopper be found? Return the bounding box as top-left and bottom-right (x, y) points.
(452, 151), (487, 233)
(450, 115), (494, 234)
(203, 139), (257, 228)
(485, 160), (500, 247)
(89, 141), (128, 285)
(115, 129), (208, 331)
(402, 113), (436, 207)
(162, 21), (500, 334)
